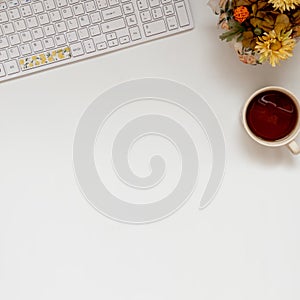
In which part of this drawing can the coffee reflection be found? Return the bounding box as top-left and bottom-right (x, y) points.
(246, 90), (298, 141)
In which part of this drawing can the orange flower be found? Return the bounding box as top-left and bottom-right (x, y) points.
(233, 6), (250, 23)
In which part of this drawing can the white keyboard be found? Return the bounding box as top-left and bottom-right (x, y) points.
(0, 0), (193, 82)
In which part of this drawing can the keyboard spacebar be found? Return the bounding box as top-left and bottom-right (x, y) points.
(19, 47), (71, 71)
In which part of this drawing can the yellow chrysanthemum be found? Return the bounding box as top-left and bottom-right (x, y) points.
(268, 0), (300, 12)
(255, 30), (296, 66)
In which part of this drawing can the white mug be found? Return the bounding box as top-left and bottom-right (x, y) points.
(242, 86), (300, 155)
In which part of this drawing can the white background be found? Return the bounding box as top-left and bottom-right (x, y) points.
(1, 0), (300, 299)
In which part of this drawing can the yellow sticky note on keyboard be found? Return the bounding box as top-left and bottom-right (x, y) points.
(19, 47), (71, 71)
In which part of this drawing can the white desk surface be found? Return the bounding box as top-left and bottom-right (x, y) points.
(1, 1), (300, 299)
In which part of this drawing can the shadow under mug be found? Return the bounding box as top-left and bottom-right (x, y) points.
(242, 86), (300, 155)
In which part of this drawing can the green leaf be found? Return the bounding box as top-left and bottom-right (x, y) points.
(219, 20), (246, 42)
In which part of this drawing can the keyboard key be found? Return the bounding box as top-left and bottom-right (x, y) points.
(0, 37), (9, 49)
(106, 32), (116, 40)
(8, 47), (20, 58)
(32, 28), (44, 39)
(78, 28), (89, 39)
(38, 13), (50, 25)
(126, 15), (137, 26)
(85, 1), (96, 12)
(0, 50), (8, 62)
(70, 42), (84, 57)
(44, 24), (56, 36)
(73, 4), (85, 16)
(129, 26), (141, 40)
(57, 0), (68, 8)
(26, 16), (38, 28)
(50, 10), (62, 22)
(79, 15), (90, 27)
(123, 3), (134, 14)
(149, 0), (160, 7)
(102, 7), (122, 20)
(101, 18), (125, 33)
(2, 23), (15, 35)
(8, 8), (21, 20)
(20, 5), (33, 17)
(175, 1), (189, 27)
(89, 24), (100, 36)
(93, 34), (105, 44)
(109, 0), (120, 5)
(0, 2), (7, 10)
(90, 12), (101, 23)
(140, 11), (151, 22)
(55, 34), (66, 46)
(31, 40), (43, 52)
(83, 39), (96, 53)
(8, 34), (21, 46)
(8, 1), (19, 9)
(137, 0), (148, 10)
(67, 18), (78, 30)
(21, 0), (32, 4)
(14, 19), (26, 31)
(152, 7), (163, 19)
(0, 63), (5, 77)
(96, 41), (107, 50)
(0, 11), (9, 23)
(20, 44), (32, 55)
(96, 0), (108, 9)
(43, 37), (55, 49)
(163, 4), (174, 16)
(119, 35), (130, 44)
(108, 39), (118, 47)
(19, 46), (71, 70)
(44, 0), (56, 11)
(56, 21), (67, 33)
(61, 7), (73, 18)
(67, 31), (78, 43)
(166, 15), (178, 30)
(32, 2), (44, 14)
(4, 60), (20, 75)
(143, 20), (166, 36)
(21, 31), (33, 43)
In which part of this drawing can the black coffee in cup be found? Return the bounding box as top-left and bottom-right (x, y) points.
(245, 90), (298, 141)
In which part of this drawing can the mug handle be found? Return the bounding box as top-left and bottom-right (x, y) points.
(288, 140), (300, 155)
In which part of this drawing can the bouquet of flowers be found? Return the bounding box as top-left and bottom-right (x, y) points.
(208, 0), (300, 66)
